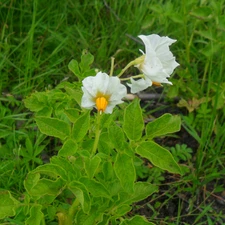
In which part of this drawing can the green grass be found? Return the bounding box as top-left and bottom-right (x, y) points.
(1, 0), (225, 224)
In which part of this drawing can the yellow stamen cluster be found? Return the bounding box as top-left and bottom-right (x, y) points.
(95, 97), (108, 114)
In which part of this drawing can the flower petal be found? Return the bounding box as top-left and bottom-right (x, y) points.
(127, 78), (152, 94)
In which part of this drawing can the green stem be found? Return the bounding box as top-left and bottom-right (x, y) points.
(120, 74), (145, 81)
(109, 57), (115, 76)
(117, 60), (136, 78)
(92, 112), (101, 156)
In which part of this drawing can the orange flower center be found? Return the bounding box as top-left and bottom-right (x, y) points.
(152, 81), (162, 86)
(95, 97), (108, 113)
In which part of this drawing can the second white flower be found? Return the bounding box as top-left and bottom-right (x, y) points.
(128, 34), (179, 93)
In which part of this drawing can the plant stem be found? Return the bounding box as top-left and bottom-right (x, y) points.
(109, 57), (115, 76)
(120, 74), (144, 81)
(117, 60), (136, 78)
(92, 112), (101, 156)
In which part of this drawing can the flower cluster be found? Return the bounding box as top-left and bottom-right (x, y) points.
(81, 34), (179, 114)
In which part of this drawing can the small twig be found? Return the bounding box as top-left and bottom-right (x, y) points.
(125, 34), (143, 45)
(103, 0), (121, 21)
(125, 92), (180, 102)
(137, 93), (165, 100)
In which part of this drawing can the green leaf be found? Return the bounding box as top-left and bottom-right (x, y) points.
(146, 113), (181, 139)
(117, 182), (157, 207)
(25, 205), (44, 225)
(100, 113), (113, 128)
(0, 191), (19, 219)
(68, 59), (81, 77)
(25, 174), (64, 197)
(127, 182), (157, 204)
(123, 99), (144, 141)
(98, 132), (113, 155)
(64, 108), (80, 123)
(47, 205), (57, 221)
(50, 156), (79, 180)
(80, 51), (94, 72)
(113, 204), (132, 218)
(114, 153), (136, 193)
(72, 111), (90, 142)
(24, 163), (68, 198)
(84, 155), (101, 179)
(36, 106), (53, 117)
(68, 52), (95, 81)
(82, 69), (97, 78)
(76, 209), (102, 225)
(79, 177), (111, 199)
(64, 86), (82, 106)
(23, 193), (30, 216)
(120, 215), (155, 225)
(24, 92), (46, 112)
(102, 161), (114, 181)
(69, 181), (91, 214)
(35, 116), (70, 140)
(136, 141), (182, 174)
(108, 124), (125, 150)
(31, 163), (68, 180)
(58, 139), (78, 157)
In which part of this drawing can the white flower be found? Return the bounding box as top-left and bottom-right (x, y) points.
(81, 72), (127, 114)
(128, 34), (179, 93)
